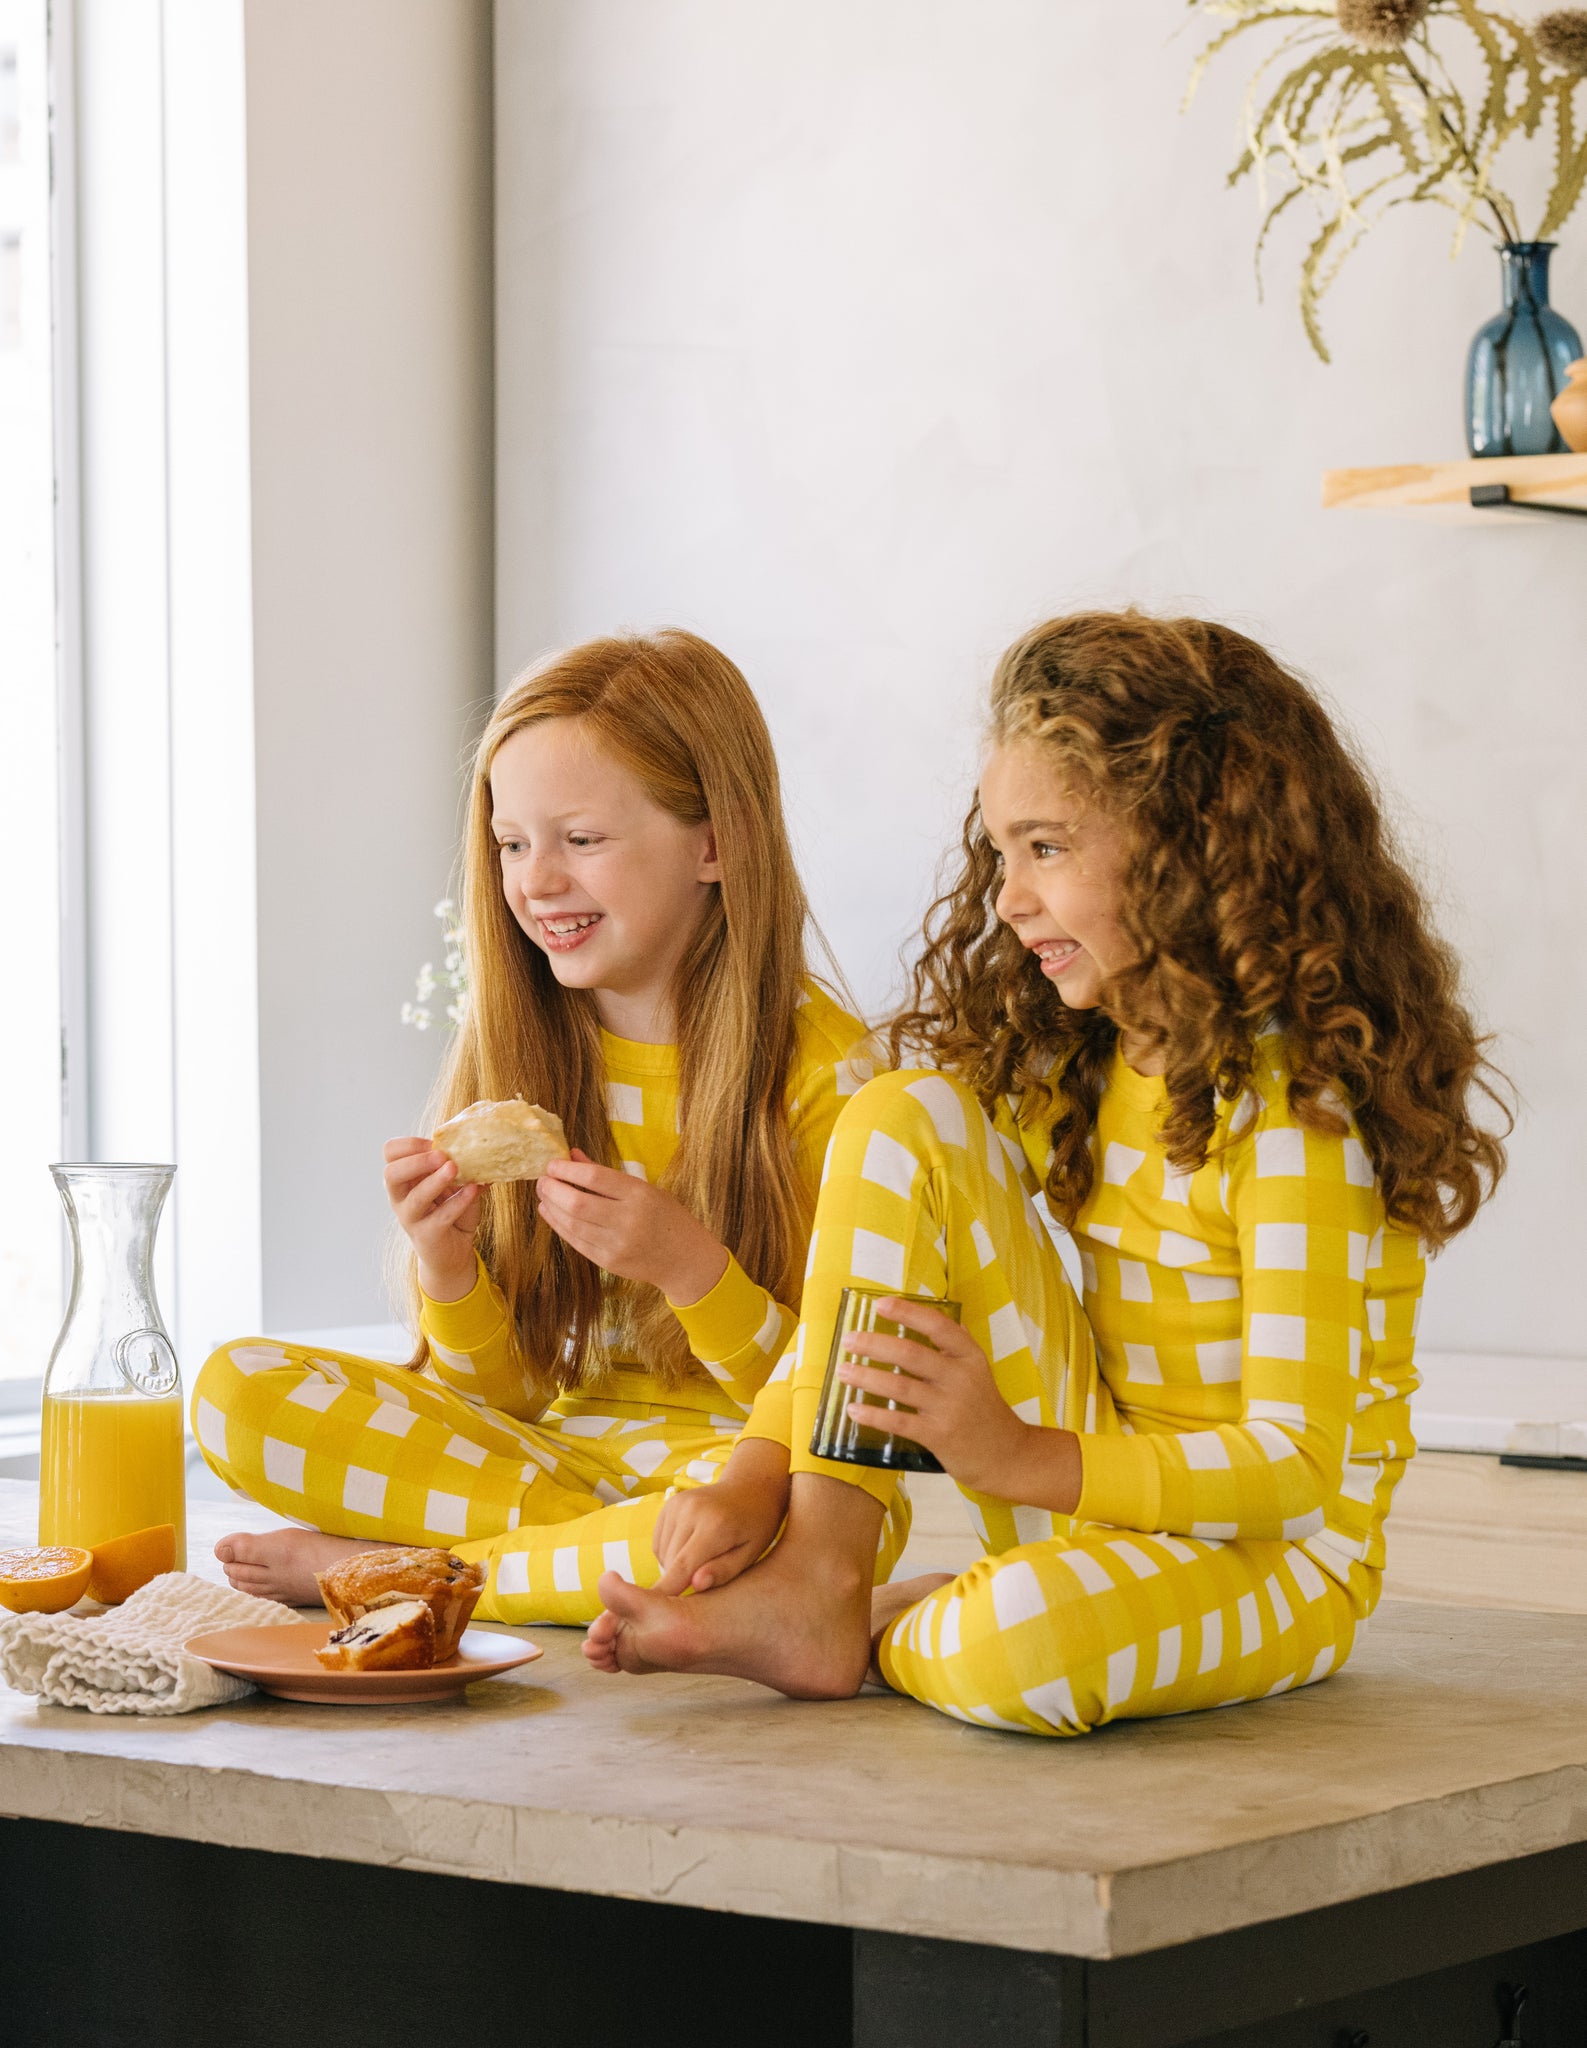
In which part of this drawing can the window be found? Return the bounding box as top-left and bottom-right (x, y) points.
(0, 0), (67, 1381)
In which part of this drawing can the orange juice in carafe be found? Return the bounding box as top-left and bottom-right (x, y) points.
(38, 1162), (186, 1566)
(39, 1389), (187, 1563)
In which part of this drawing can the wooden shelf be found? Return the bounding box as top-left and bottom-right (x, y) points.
(1323, 451), (1587, 522)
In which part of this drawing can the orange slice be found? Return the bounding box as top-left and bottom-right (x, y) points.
(87, 1523), (177, 1606)
(0, 1545), (93, 1613)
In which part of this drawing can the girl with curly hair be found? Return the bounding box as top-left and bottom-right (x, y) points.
(584, 610), (1508, 1737)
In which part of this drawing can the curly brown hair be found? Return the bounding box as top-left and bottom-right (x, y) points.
(890, 610), (1508, 1250)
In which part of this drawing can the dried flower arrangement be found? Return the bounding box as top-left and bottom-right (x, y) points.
(1185, 1), (1587, 357)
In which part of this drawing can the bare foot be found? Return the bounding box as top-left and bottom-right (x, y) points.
(214, 1528), (393, 1606)
(868, 1572), (953, 1684)
(581, 1540), (874, 1700)
(870, 1572), (953, 1642)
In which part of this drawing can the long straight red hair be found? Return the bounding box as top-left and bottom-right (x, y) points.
(411, 631), (815, 1391)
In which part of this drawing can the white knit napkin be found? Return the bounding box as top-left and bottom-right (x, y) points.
(0, 1571), (298, 1716)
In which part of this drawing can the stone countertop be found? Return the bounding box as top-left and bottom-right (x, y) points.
(2, 1481), (1585, 1961)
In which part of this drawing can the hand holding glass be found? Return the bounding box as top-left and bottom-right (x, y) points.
(809, 1288), (961, 1474)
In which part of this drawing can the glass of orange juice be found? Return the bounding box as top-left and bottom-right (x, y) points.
(38, 1164), (186, 1566)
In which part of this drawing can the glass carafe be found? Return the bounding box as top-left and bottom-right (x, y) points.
(38, 1164), (187, 1565)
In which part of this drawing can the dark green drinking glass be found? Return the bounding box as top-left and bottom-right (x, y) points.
(808, 1286), (961, 1474)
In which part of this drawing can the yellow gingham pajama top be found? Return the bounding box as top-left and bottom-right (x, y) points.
(191, 982), (912, 1621)
(742, 1026), (1424, 1735)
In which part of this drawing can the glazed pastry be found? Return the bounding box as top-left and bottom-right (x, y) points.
(315, 1547), (486, 1662)
(314, 1594), (436, 1672)
(431, 1098), (569, 1184)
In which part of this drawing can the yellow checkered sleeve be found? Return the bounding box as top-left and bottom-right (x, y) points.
(1075, 1099), (1373, 1543)
(1056, 1028), (1424, 1603)
(668, 1254), (796, 1411)
(737, 1367), (794, 1451)
(421, 1260), (550, 1423)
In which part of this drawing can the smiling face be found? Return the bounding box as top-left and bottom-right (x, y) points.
(978, 741), (1133, 1014)
(490, 716), (721, 1040)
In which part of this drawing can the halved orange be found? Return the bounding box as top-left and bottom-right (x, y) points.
(87, 1523), (177, 1605)
(0, 1545), (93, 1613)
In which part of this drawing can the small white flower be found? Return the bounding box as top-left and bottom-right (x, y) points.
(403, 899), (470, 1034)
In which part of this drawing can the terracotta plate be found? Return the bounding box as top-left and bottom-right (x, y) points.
(186, 1621), (543, 1704)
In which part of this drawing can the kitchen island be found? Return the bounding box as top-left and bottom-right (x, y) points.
(2, 1477), (1584, 2045)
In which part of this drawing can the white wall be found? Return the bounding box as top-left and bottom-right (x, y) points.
(243, 0), (494, 1331)
(494, 0), (1587, 1364)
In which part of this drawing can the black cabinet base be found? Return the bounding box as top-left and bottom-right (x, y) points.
(854, 1924), (1587, 2048)
(0, 1817), (849, 2048)
(3, 1817), (1585, 2048)
(854, 1932), (1081, 2047)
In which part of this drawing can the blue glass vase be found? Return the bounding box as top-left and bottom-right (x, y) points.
(1465, 242), (1583, 457)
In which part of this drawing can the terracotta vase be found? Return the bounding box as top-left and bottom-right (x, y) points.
(1552, 358), (1587, 454)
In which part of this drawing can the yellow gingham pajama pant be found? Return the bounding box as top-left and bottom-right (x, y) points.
(192, 1342), (910, 1624)
(772, 1069), (1362, 1736)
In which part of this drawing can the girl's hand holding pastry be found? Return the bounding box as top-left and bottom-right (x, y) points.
(383, 1136), (483, 1303)
(536, 1150), (730, 1306)
(839, 1299), (1084, 1516)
